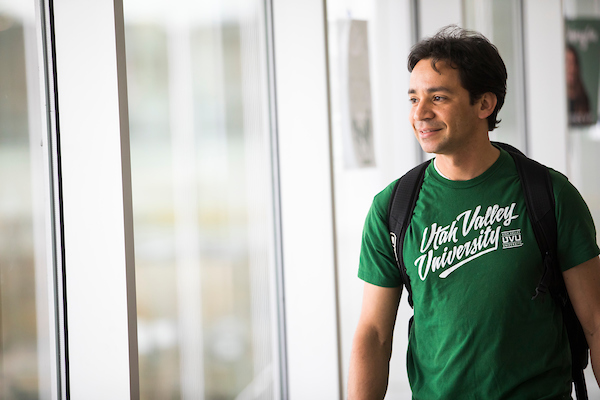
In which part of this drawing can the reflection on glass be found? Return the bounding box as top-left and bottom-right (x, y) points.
(123, 1), (281, 398)
(0, 3), (54, 400)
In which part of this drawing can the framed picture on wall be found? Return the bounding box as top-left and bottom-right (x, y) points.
(565, 19), (600, 127)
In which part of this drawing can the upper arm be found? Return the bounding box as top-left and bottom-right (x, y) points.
(356, 282), (402, 342)
(563, 256), (600, 337)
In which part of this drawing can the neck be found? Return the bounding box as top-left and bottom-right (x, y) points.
(434, 141), (500, 181)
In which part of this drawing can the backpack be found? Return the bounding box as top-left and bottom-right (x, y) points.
(387, 141), (589, 399)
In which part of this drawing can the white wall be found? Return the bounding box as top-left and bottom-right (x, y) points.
(523, 0), (569, 173)
(418, 0), (463, 37)
(272, 0), (341, 398)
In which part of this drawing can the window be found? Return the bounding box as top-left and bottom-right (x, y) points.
(123, 0), (284, 397)
(0, 2), (58, 399)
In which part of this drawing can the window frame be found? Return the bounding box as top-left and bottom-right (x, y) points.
(50, 0), (139, 397)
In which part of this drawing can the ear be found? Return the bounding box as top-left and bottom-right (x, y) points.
(477, 92), (497, 120)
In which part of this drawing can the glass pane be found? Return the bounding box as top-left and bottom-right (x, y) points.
(123, 1), (282, 398)
(0, 2), (56, 399)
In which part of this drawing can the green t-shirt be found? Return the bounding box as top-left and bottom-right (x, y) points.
(358, 149), (600, 400)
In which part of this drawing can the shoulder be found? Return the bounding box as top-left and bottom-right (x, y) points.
(546, 168), (585, 208)
(369, 159), (435, 223)
(506, 151), (573, 201)
(545, 168), (600, 270)
(370, 179), (399, 219)
(359, 179), (404, 287)
(548, 168), (570, 194)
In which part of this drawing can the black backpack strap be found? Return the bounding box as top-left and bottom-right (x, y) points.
(494, 142), (558, 300)
(495, 142), (589, 399)
(387, 160), (430, 308)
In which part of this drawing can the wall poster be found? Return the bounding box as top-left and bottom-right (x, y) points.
(335, 19), (376, 169)
(565, 19), (600, 127)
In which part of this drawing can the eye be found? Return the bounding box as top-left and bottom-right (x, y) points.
(433, 95), (445, 102)
(409, 97), (418, 104)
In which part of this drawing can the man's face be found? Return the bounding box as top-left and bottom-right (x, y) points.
(408, 59), (484, 155)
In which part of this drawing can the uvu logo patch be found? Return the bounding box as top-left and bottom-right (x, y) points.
(502, 229), (523, 249)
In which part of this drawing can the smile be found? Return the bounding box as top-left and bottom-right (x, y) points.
(418, 127), (442, 135)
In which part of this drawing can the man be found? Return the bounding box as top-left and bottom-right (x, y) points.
(348, 25), (600, 399)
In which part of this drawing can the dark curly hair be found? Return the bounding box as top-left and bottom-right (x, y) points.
(408, 25), (507, 131)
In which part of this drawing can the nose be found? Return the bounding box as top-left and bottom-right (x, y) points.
(412, 100), (433, 121)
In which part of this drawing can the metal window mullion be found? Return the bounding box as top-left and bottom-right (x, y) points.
(264, 0), (289, 398)
(37, 0), (69, 398)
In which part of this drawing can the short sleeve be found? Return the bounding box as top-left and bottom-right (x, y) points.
(357, 182), (403, 287)
(552, 171), (600, 271)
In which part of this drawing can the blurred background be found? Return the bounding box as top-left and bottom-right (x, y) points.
(1, 0), (599, 399)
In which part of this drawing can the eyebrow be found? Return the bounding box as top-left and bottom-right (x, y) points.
(408, 86), (453, 95)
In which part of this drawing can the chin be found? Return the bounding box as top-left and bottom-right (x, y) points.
(417, 141), (439, 154)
